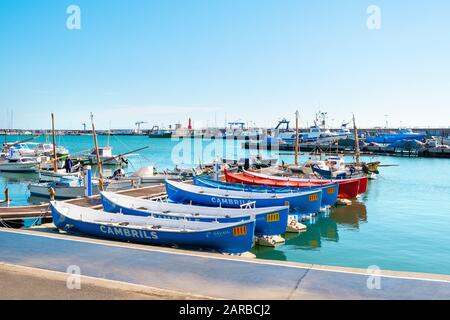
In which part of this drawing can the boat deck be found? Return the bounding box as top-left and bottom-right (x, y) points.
(1, 227), (450, 299)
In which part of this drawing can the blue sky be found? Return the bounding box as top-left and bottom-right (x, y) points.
(1, 0), (449, 130)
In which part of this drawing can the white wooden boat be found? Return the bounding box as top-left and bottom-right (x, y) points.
(88, 147), (128, 166)
(131, 166), (181, 185)
(29, 175), (135, 199)
(38, 169), (81, 182)
(28, 177), (99, 199)
(0, 157), (39, 173)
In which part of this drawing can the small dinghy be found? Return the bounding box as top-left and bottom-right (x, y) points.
(29, 176), (100, 199)
(39, 169), (81, 182)
(50, 201), (255, 254)
(101, 191), (289, 236)
(193, 176), (338, 207)
(0, 156), (39, 173)
(165, 180), (322, 214)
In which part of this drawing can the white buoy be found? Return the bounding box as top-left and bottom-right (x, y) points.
(255, 235), (285, 247)
(286, 216), (307, 233)
(337, 199), (352, 206)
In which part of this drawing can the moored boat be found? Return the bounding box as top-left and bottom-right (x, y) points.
(165, 179), (322, 213)
(0, 156), (39, 173)
(243, 169), (367, 197)
(50, 201), (255, 254)
(101, 191), (289, 236)
(38, 168), (81, 182)
(28, 176), (100, 199)
(224, 170), (362, 199)
(193, 176), (338, 208)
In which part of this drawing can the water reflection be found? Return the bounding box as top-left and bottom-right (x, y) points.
(285, 202), (368, 250)
(330, 202), (367, 228)
(0, 172), (38, 206)
(251, 245), (288, 261)
(0, 172), (39, 184)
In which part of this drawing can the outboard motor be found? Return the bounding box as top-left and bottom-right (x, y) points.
(112, 168), (125, 179)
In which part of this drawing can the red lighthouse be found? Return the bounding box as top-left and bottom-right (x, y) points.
(188, 117), (192, 130)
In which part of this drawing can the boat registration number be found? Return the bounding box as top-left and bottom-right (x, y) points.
(233, 226), (247, 237)
(266, 212), (280, 222)
(309, 194), (319, 201)
(327, 187), (336, 194)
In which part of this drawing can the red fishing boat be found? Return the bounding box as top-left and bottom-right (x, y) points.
(242, 170), (368, 195)
(224, 170), (363, 199)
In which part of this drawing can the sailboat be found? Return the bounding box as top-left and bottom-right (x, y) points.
(38, 114), (81, 182)
(0, 156), (39, 173)
(87, 125), (128, 166)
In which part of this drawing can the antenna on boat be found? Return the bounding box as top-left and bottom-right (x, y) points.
(51, 113), (58, 173)
(90, 112), (104, 191)
(352, 114), (361, 165)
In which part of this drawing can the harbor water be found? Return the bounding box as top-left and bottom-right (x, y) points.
(1, 135), (450, 276)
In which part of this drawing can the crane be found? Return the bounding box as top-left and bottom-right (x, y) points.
(135, 121), (147, 134)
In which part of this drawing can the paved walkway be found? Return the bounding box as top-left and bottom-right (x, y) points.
(1, 228), (450, 299)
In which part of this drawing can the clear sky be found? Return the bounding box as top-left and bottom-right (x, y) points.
(1, 0), (449, 130)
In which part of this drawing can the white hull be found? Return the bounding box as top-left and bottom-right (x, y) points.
(443, 138), (450, 146)
(139, 175), (180, 185)
(28, 184), (100, 199)
(0, 162), (38, 172)
(89, 156), (125, 166)
(39, 170), (81, 182)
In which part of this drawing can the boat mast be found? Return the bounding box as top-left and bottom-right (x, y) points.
(90, 113), (103, 191)
(51, 113), (57, 173)
(295, 110), (299, 166)
(107, 120), (111, 148)
(353, 114), (361, 165)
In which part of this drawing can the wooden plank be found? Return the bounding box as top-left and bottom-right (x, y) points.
(0, 183), (170, 219)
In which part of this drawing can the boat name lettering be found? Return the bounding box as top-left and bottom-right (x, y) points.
(100, 225), (158, 240)
(211, 197), (247, 206)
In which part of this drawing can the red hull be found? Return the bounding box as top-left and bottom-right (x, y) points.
(335, 179), (360, 199)
(241, 170), (368, 197)
(225, 170), (360, 199)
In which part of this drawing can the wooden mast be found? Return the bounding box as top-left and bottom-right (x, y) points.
(51, 113), (57, 173)
(90, 113), (103, 191)
(353, 114), (361, 165)
(295, 110), (299, 166)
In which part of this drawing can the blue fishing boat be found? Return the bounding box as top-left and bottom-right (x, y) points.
(193, 176), (338, 208)
(101, 192), (289, 236)
(166, 180), (322, 214)
(50, 201), (255, 254)
(366, 128), (426, 144)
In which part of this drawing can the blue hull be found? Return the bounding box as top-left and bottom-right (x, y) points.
(311, 166), (347, 180)
(101, 194), (289, 236)
(366, 133), (426, 144)
(166, 180), (322, 214)
(51, 204), (255, 254)
(193, 177), (337, 208)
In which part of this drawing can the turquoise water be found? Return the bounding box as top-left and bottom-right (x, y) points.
(1, 135), (450, 275)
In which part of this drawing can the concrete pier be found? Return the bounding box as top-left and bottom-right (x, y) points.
(1, 228), (450, 300)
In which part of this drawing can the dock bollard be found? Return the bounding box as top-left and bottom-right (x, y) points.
(214, 160), (219, 181)
(84, 165), (93, 197)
